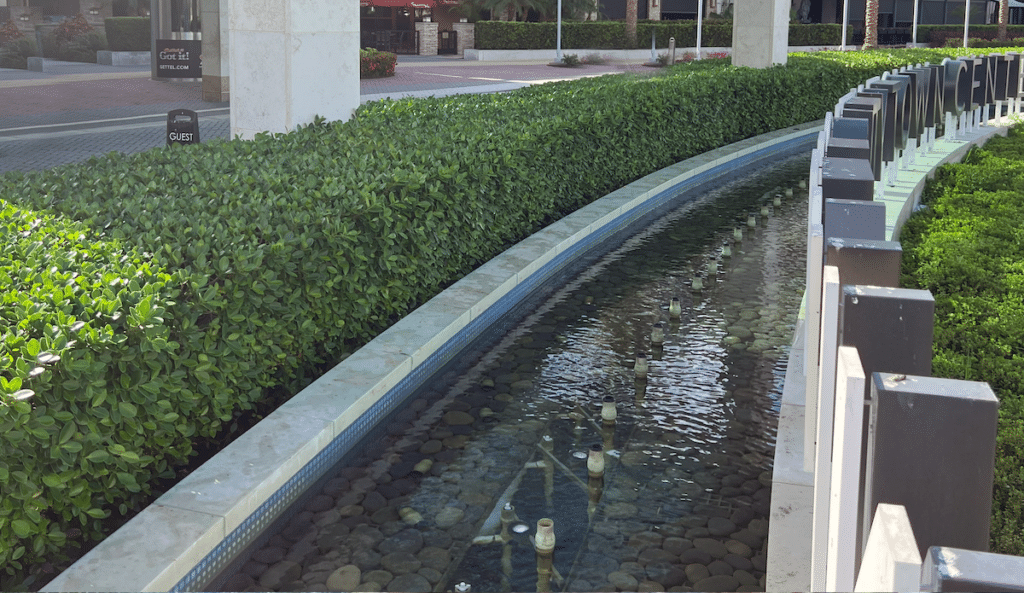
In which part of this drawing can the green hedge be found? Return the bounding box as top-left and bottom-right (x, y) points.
(918, 24), (1024, 46)
(474, 20), (844, 49)
(0, 47), (988, 586)
(104, 17), (150, 52)
(0, 37), (37, 69)
(900, 127), (1024, 557)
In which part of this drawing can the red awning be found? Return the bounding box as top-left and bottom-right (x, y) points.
(360, 0), (435, 6)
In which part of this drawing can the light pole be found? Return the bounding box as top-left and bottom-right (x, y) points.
(556, 0), (563, 62)
(912, 0), (920, 45)
(696, 0), (703, 59)
(964, 0), (971, 47)
(841, 0), (849, 50)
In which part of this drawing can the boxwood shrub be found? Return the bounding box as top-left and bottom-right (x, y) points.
(901, 127), (1024, 557)
(0, 47), (990, 585)
(104, 17), (150, 52)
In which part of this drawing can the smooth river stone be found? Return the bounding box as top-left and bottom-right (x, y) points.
(381, 552), (421, 575)
(706, 517), (736, 537)
(684, 563), (710, 583)
(692, 574), (740, 592)
(435, 506), (465, 529)
(707, 559), (733, 576)
(378, 529), (423, 555)
(442, 410), (475, 426)
(259, 560), (302, 589)
(417, 546), (451, 571)
(692, 538), (730, 559)
(386, 573), (432, 592)
(325, 565), (361, 592)
(608, 570), (639, 590)
(419, 440), (443, 455)
(725, 539), (753, 558)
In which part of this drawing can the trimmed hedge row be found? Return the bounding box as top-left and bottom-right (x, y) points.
(104, 17), (150, 52)
(475, 20), (850, 50)
(476, 20), (732, 49)
(0, 47), (984, 585)
(920, 24), (1024, 47)
(900, 127), (1024, 557)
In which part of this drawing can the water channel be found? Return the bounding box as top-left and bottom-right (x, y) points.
(217, 154), (810, 593)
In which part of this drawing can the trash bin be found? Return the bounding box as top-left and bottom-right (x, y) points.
(167, 109), (200, 146)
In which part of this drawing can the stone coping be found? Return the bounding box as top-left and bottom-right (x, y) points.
(42, 121), (822, 593)
(464, 46), (841, 62)
(766, 120), (1010, 591)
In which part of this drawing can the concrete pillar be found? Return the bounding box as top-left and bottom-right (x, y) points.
(866, 373), (999, 559)
(453, 21), (474, 56)
(731, 0), (787, 68)
(229, 0), (359, 140)
(201, 0), (229, 102)
(415, 20), (438, 56)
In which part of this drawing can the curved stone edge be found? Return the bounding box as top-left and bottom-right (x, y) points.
(766, 122), (1011, 592)
(41, 121), (822, 593)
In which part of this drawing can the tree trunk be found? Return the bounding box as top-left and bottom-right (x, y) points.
(863, 0), (878, 49)
(999, 0), (1009, 41)
(625, 0), (637, 46)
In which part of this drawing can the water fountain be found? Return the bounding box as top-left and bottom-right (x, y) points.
(214, 155), (811, 593)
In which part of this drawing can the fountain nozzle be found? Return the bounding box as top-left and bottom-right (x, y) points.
(634, 352), (649, 380)
(601, 395), (617, 425)
(669, 297), (682, 319)
(587, 443), (605, 477)
(651, 322), (665, 345)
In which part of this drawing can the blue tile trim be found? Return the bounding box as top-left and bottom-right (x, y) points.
(175, 129), (816, 591)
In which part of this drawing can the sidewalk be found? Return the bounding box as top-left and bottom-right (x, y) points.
(0, 56), (652, 173)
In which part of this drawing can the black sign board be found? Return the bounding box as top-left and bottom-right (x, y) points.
(156, 39), (202, 79)
(167, 109), (200, 146)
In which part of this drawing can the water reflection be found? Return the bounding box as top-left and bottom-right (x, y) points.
(222, 155), (809, 593)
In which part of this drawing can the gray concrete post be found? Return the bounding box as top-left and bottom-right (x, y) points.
(824, 199), (887, 243)
(923, 546), (1024, 592)
(825, 238), (902, 289)
(867, 374), (999, 559)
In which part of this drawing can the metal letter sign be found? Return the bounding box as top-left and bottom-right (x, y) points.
(156, 39), (202, 79)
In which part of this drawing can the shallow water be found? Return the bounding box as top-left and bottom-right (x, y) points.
(221, 155), (810, 593)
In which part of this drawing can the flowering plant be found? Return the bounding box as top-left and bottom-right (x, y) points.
(360, 48), (396, 79)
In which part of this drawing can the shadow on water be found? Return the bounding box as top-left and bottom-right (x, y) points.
(220, 154), (810, 593)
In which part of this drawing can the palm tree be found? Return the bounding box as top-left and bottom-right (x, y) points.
(999, 0), (1009, 42)
(625, 0), (637, 46)
(863, 0), (878, 49)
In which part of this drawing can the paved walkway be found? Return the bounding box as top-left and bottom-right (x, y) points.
(0, 55), (653, 173)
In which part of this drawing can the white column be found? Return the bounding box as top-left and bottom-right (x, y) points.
(826, 346), (866, 591)
(810, 265), (841, 591)
(201, 0), (230, 102)
(732, 0), (788, 68)
(229, 0), (359, 139)
(854, 504), (923, 592)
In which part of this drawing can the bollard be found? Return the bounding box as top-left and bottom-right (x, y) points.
(669, 37), (676, 66)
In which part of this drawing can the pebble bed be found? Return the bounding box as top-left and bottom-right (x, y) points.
(218, 156), (809, 593)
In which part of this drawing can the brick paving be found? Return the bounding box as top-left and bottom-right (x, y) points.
(1, 56), (652, 173)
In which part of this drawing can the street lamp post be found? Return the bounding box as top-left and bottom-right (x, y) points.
(912, 0), (920, 45)
(964, 0), (971, 47)
(556, 0), (563, 62)
(841, 0), (849, 51)
(696, 0), (703, 59)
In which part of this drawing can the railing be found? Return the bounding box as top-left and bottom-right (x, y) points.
(797, 54), (1024, 592)
(361, 29), (420, 54)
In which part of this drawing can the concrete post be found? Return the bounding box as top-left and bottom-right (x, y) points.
(201, 0), (229, 102)
(229, 0), (359, 140)
(839, 284), (934, 574)
(854, 504), (922, 592)
(923, 547), (1024, 591)
(824, 199), (887, 243)
(866, 373), (999, 560)
(825, 238), (902, 289)
(731, 0), (787, 68)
